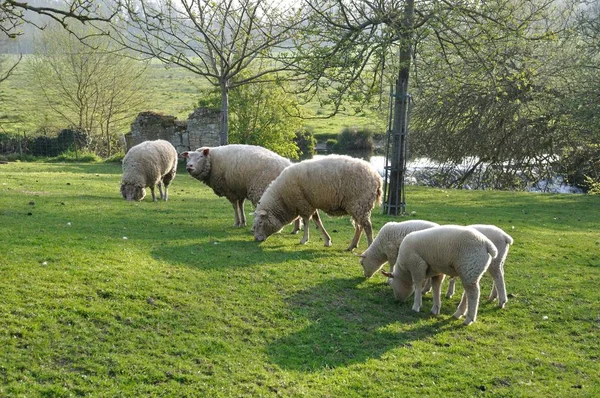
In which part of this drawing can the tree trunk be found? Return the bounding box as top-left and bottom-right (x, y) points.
(220, 80), (229, 146)
(384, 0), (414, 216)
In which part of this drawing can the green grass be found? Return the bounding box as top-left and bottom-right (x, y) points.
(1, 162), (598, 396)
(0, 56), (385, 140)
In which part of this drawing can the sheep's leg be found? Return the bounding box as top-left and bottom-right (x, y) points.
(430, 274), (444, 315)
(446, 277), (456, 298)
(489, 265), (507, 308)
(237, 199), (246, 227)
(162, 171), (175, 201)
(347, 225), (363, 251)
(150, 185), (157, 202)
(364, 219), (374, 246)
(290, 217), (302, 234)
(462, 282), (481, 326)
(311, 211), (332, 247)
(410, 263), (428, 312)
(422, 278), (432, 295)
(230, 199), (244, 227)
(453, 292), (468, 320)
(157, 182), (164, 200)
(300, 216), (311, 244)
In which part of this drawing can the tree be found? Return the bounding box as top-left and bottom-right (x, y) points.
(108, 0), (306, 145)
(26, 24), (148, 156)
(1, 0), (115, 39)
(293, 0), (583, 207)
(197, 69), (305, 159)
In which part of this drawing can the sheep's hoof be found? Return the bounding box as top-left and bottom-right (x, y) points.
(345, 245), (356, 251)
(452, 311), (464, 319)
(324, 241), (332, 247)
(462, 317), (475, 326)
(498, 300), (507, 309)
(445, 293), (454, 299)
(299, 239), (308, 245)
(430, 306), (441, 315)
(411, 305), (421, 312)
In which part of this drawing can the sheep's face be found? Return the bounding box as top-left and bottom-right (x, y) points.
(121, 183), (145, 201)
(253, 209), (284, 242)
(389, 273), (414, 301)
(180, 148), (210, 180)
(359, 253), (387, 278)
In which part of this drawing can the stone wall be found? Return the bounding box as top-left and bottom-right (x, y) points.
(126, 107), (221, 153)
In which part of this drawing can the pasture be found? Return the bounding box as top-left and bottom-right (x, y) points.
(0, 161), (598, 396)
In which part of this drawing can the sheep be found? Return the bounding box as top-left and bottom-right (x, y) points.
(358, 220), (440, 277)
(422, 224), (514, 308)
(253, 154), (382, 251)
(382, 225), (498, 325)
(121, 139), (178, 202)
(180, 144), (304, 230)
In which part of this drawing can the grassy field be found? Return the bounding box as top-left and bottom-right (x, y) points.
(0, 161), (598, 396)
(0, 57), (385, 140)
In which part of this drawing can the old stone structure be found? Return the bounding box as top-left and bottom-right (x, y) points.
(125, 107), (221, 153)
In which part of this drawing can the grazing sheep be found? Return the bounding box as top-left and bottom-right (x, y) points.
(358, 220), (440, 277)
(181, 144), (303, 230)
(253, 155), (382, 251)
(422, 224), (513, 308)
(121, 139), (178, 202)
(383, 225), (498, 325)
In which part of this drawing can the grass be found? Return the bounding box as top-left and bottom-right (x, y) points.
(0, 56), (385, 140)
(1, 162), (599, 396)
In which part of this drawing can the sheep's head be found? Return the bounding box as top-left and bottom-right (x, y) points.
(253, 209), (284, 242)
(357, 250), (387, 278)
(121, 183), (145, 201)
(180, 148), (210, 181)
(382, 270), (414, 301)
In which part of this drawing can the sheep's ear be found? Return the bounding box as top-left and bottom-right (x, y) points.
(202, 148), (210, 156)
(180, 151), (189, 158)
(256, 210), (267, 216)
(381, 270), (394, 278)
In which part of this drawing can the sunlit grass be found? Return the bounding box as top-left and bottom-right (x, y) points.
(0, 162), (598, 396)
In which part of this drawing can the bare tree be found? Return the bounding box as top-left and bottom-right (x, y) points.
(108, 0), (306, 145)
(1, 0), (116, 39)
(26, 24), (148, 156)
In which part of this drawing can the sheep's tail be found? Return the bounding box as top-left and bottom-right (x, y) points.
(485, 238), (498, 259)
(502, 231), (514, 245)
(375, 184), (383, 205)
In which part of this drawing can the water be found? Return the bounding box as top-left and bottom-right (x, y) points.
(313, 153), (582, 194)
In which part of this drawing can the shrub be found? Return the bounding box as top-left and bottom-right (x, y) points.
(560, 145), (600, 193)
(294, 128), (317, 159)
(334, 127), (374, 151)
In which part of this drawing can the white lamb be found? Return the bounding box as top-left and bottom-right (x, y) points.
(181, 144), (305, 230)
(253, 155), (382, 251)
(121, 139), (178, 202)
(382, 225), (498, 325)
(423, 224), (514, 308)
(358, 220), (440, 277)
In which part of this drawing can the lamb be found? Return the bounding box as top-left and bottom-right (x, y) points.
(120, 139), (178, 202)
(253, 154), (382, 251)
(181, 144), (304, 230)
(358, 220), (440, 277)
(424, 224), (514, 308)
(382, 225), (498, 325)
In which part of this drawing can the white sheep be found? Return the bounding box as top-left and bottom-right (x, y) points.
(429, 224), (513, 308)
(358, 220), (440, 277)
(121, 139), (178, 202)
(382, 225), (498, 325)
(253, 154), (382, 251)
(181, 144), (304, 230)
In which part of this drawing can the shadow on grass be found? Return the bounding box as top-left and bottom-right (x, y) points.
(267, 276), (461, 372)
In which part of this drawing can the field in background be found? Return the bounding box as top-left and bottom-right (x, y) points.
(0, 57), (385, 140)
(0, 161), (598, 396)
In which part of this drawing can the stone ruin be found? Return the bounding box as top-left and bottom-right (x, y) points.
(125, 107), (221, 153)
